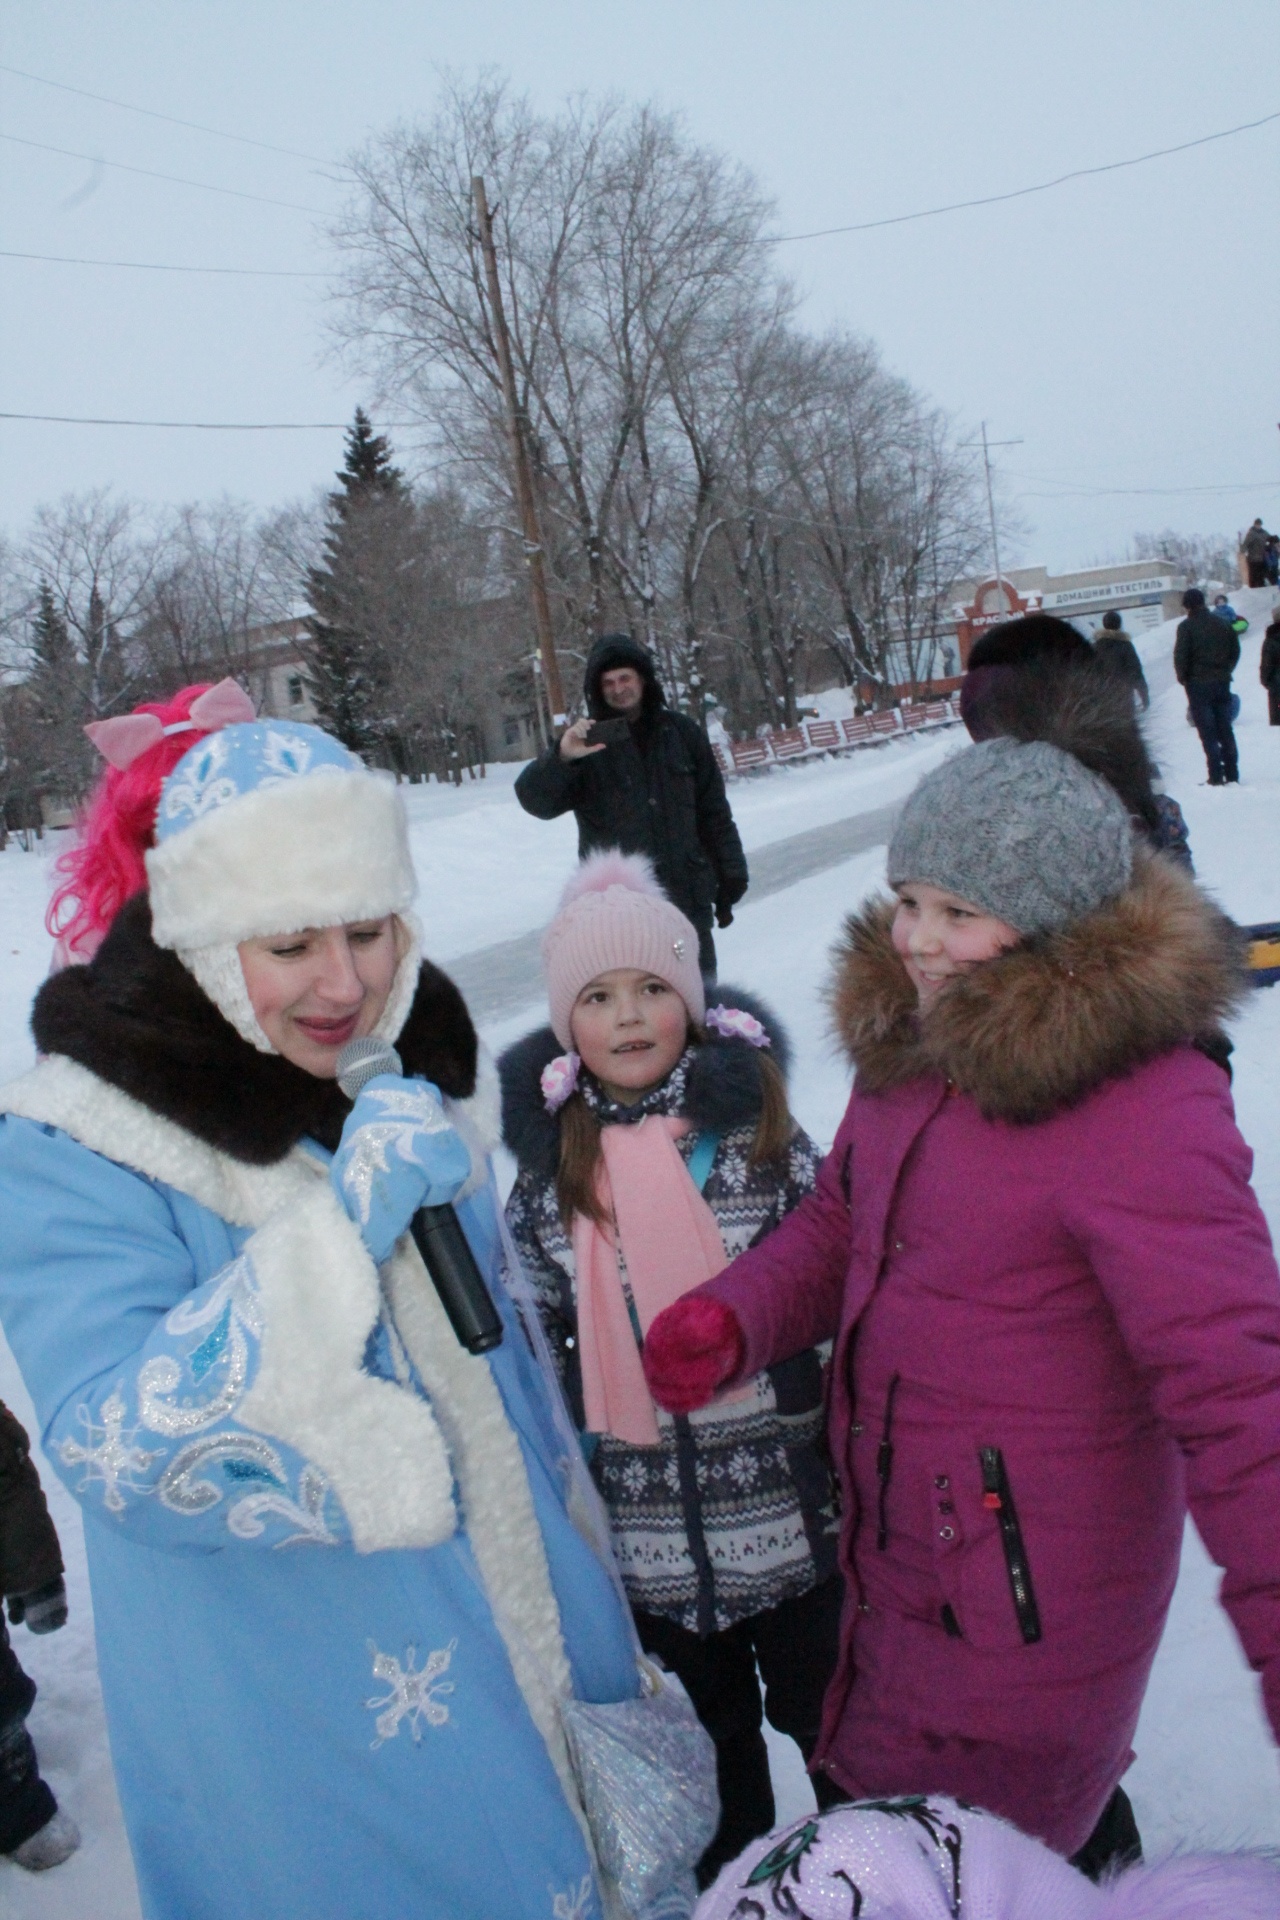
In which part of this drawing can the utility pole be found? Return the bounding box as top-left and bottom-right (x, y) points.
(471, 175), (567, 726)
(965, 422), (1023, 585)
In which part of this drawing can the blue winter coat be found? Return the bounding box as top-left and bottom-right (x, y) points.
(0, 1057), (639, 1920)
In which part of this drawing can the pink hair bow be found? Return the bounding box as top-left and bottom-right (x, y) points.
(705, 1005), (770, 1048)
(84, 678), (256, 770)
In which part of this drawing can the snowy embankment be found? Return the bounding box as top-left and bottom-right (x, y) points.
(2, 608), (1280, 1909)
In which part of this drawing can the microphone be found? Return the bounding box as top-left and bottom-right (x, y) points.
(336, 1036), (503, 1355)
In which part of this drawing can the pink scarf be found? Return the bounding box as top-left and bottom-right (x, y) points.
(572, 1115), (744, 1446)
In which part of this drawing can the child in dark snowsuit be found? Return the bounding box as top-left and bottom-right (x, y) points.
(0, 1399), (78, 1870)
(501, 852), (842, 1886)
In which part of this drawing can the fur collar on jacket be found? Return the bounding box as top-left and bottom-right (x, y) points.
(31, 893), (479, 1165)
(831, 853), (1243, 1124)
(499, 984), (790, 1181)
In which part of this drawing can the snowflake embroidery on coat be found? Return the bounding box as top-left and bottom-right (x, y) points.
(366, 1639), (456, 1748)
(261, 726), (316, 781)
(727, 1447), (759, 1490)
(57, 1389), (162, 1514)
(550, 1874), (595, 1920)
(620, 1457), (649, 1499)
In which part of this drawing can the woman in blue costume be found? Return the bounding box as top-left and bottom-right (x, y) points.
(0, 707), (650, 1920)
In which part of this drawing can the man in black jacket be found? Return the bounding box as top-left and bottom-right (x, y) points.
(515, 634), (748, 974)
(1175, 588), (1240, 785)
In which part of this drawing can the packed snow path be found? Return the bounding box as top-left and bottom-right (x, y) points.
(2, 592), (1280, 1913)
(451, 798), (905, 1019)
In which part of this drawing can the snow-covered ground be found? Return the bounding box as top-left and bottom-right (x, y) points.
(1, 592), (1279, 1909)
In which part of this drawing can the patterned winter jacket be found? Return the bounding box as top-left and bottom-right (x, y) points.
(500, 992), (839, 1636)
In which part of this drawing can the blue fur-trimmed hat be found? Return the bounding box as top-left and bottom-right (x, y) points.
(146, 721), (416, 951)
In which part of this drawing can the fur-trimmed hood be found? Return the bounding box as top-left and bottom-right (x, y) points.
(831, 853), (1244, 1124)
(499, 984), (789, 1181)
(30, 892), (480, 1165)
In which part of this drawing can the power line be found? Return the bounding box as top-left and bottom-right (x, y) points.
(0, 60), (329, 165)
(0, 412), (362, 430)
(0, 132), (327, 214)
(0, 246), (321, 278)
(1009, 470), (1280, 500)
(771, 106), (1280, 242)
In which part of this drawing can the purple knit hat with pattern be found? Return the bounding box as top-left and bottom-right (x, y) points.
(693, 1797), (1280, 1920)
(542, 851), (705, 1047)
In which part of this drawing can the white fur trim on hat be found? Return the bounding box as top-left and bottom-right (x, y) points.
(542, 851), (705, 1047)
(146, 764), (415, 951)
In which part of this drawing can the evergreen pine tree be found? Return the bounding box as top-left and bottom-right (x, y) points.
(28, 581), (93, 800)
(303, 409), (410, 758)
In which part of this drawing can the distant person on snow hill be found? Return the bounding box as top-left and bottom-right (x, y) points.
(1266, 535), (1279, 589)
(1093, 610), (1149, 708)
(1260, 608), (1280, 726)
(1213, 592), (1246, 632)
(1176, 587), (1241, 786)
(515, 634), (748, 977)
(0, 1401), (78, 1872)
(1242, 517), (1276, 589)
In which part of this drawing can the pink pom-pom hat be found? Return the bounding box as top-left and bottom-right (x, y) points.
(541, 850), (705, 1047)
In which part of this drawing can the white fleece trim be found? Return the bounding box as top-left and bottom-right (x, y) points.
(378, 911), (425, 1047)
(180, 942), (275, 1053)
(146, 765), (416, 951)
(0, 1056), (319, 1229)
(240, 1186), (457, 1552)
(384, 1241), (591, 1856)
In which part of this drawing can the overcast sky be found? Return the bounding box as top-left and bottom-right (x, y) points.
(1, 0), (1276, 575)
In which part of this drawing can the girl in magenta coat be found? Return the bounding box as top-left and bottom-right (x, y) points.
(645, 734), (1280, 1871)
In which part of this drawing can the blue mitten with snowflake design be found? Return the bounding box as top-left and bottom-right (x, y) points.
(330, 1075), (472, 1266)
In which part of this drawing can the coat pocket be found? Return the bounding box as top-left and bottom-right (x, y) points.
(932, 1446), (1044, 1652)
(974, 1446), (1042, 1646)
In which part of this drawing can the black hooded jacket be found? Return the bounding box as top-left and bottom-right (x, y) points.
(514, 635), (747, 928)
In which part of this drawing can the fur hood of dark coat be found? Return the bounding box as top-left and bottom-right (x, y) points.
(30, 892), (479, 1165)
(499, 983), (790, 1183)
(830, 852), (1244, 1125)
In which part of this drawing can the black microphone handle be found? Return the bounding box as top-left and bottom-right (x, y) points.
(409, 1205), (504, 1355)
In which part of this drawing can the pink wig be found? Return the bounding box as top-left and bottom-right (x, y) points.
(47, 683), (221, 961)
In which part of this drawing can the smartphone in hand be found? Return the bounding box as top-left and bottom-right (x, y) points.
(590, 716), (633, 745)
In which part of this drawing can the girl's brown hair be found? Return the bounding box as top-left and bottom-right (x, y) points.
(554, 1029), (794, 1231)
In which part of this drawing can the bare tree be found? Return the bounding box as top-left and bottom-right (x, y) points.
(135, 498), (305, 696)
(328, 77), (774, 664)
(25, 489), (157, 719)
(1131, 528), (1237, 589)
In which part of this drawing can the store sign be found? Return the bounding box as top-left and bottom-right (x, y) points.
(956, 577), (1038, 664)
(1041, 574), (1173, 610)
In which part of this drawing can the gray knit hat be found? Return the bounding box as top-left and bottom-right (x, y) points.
(887, 736), (1134, 935)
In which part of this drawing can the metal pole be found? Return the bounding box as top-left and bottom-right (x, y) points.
(981, 420), (1003, 586)
(471, 175), (567, 725)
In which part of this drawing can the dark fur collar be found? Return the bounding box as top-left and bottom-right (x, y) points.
(830, 853), (1243, 1124)
(31, 893), (478, 1165)
(499, 984), (790, 1181)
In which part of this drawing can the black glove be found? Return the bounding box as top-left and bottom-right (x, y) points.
(715, 902), (735, 929)
(8, 1577), (68, 1634)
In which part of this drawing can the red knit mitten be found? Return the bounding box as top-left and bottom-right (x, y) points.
(643, 1295), (745, 1414)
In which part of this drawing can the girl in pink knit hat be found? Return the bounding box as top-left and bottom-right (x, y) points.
(499, 851), (844, 1888)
